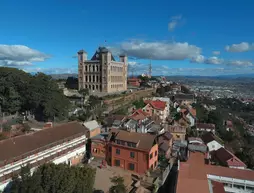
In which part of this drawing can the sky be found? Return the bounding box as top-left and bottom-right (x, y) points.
(0, 0), (254, 76)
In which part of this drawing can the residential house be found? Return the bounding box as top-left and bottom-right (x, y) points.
(123, 109), (154, 133)
(185, 108), (196, 127)
(147, 123), (165, 135)
(108, 130), (158, 174)
(90, 132), (109, 158)
(172, 140), (188, 161)
(143, 100), (168, 122)
(144, 97), (171, 112)
(127, 77), (141, 87)
(171, 115), (190, 128)
(212, 147), (246, 169)
(0, 122), (87, 191)
(196, 123), (216, 134)
(172, 94), (195, 106)
(168, 125), (186, 141)
(157, 132), (173, 159)
(225, 120), (233, 131)
(176, 151), (254, 193)
(188, 137), (204, 145)
(173, 101), (179, 109)
(83, 120), (101, 138)
(201, 132), (224, 152)
(187, 137), (207, 153)
(170, 83), (181, 92)
(104, 115), (126, 130)
(179, 107), (196, 127)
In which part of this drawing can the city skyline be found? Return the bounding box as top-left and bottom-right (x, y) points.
(0, 0), (254, 76)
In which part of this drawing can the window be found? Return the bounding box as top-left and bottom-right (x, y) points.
(115, 160), (120, 166)
(154, 161), (157, 167)
(129, 163), (135, 171)
(155, 151), (157, 156)
(149, 153), (153, 159)
(116, 149), (120, 155)
(121, 141), (125, 145)
(127, 142), (136, 148)
(130, 152), (135, 158)
(117, 140), (121, 144)
(109, 147), (112, 152)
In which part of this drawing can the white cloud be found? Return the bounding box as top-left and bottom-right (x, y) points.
(0, 45), (49, 66)
(128, 61), (138, 66)
(205, 56), (223, 65)
(190, 55), (205, 63)
(168, 15), (182, 31)
(212, 51), (220, 55)
(110, 40), (201, 60)
(191, 55), (253, 66)
(227, 60), (253, 66)
(225, 42), (254, 52)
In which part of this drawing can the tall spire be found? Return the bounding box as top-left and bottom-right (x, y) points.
(148, 59), (152, 77)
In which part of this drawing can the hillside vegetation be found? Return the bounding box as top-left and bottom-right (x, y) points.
(0, 67), (70, 121)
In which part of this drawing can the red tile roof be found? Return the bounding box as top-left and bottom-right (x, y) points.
(177, 151), (254, 193)
(214, 147), (246, 168)
(196, 123), (215, 130)
(144, 100), (166, 110)
(110, 130), (157, 151)
(226, 120), (233, 126)
(211, 181), (226, 193)
(130, 109), (150, 121)
(0, 122), (86, 165)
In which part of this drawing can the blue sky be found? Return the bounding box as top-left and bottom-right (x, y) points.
(0, 0), (254, 76)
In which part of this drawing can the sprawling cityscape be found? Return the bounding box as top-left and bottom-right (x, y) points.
(1, 1), (254, 193)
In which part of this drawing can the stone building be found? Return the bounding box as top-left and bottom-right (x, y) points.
(78, 47), (128, 93)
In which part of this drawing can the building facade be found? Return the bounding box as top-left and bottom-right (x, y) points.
(143, 100), (168, 122)
(108, 130), (158, 174)
(0, 122), (87, 191)
(78, 47), (128, 93)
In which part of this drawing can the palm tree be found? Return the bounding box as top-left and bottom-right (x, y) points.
(109, 176), (126, 193)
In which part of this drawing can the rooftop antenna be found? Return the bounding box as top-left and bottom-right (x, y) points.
(148, 57), (152, 77)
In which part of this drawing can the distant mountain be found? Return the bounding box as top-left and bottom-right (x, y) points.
(46, 73), (254, 80)
(166, 74), (254, 79)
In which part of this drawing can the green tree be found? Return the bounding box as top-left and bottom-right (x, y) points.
(132, 99), (145, 109)
(6, 163), (96, 193)
(0, 68), (70, 121)
(109, 176), (126, 193)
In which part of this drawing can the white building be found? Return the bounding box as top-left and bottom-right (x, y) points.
(196, 123), (216, 134)
(201, 132), (224, 152)
(0, 121), (87, 191)
(177, 152), (254, 193)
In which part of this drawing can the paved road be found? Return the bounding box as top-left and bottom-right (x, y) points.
(158, 165), (178, 193)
